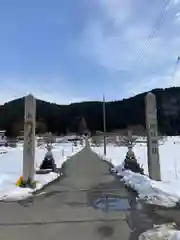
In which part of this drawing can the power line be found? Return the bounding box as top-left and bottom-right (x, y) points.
(171, 56), (180, 84)
(135, 0), (174, 66)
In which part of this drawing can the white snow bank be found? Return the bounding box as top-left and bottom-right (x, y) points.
(0, 146), (13, 154)
(139, 223), (180, 240)
(0, 172), (59, 201)
(92, 137), (180, 207)
(0, 143), (83, 201)
(112, 161), (180, 207)
(120, 169), (180, 207)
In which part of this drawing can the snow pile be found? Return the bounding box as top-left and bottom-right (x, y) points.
(92, 137), (180, 207)
(0, 143), (83, 201)
(139, 223), (180, 240)
(113, 162), (180, 207)
(120, 169), (180, 207)
(0, 172), (58, 201)
(0, 146), (13, 155)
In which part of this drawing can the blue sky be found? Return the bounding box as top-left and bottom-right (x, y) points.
(0, 0), (180, 104)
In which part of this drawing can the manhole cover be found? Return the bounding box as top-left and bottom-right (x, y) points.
(94, 196), (131, 211)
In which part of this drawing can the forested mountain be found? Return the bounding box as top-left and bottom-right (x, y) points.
(1, 87), (180, 136)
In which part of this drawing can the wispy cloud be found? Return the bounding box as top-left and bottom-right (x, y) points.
(123, 66), (180, 98)
(81, 0), (180, 68)
(2, 0), (180, 103)
(78, 0), (180, 97)
(98, 0), (133, 26)
(172, 0), (180, 5)
(0, 75), (85, 105)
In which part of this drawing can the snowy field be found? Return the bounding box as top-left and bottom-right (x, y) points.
(0, 142), (83, 201)
(91, 136), (180, 208)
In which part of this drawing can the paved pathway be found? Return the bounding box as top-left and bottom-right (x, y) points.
(0, 146), (171, 240)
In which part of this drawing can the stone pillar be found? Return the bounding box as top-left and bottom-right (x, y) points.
(103, 95), (107, 155)
(23, 94), (36, 186)
(145, 92), (161, 180)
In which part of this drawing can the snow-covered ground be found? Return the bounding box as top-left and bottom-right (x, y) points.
(92, 137), (180, 207)
(0, 146), (13, 154)
(0, 142), (83, 201)
(139, 223), (180, 240)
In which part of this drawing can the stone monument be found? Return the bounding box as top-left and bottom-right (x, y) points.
(145, 92), (161, 180)
(23, 94), (36, 187)
(40, 143), (56, 172)
(44, 132), (54, 144)
(122, 130), (144, 174)
(122, 130), (136, 154)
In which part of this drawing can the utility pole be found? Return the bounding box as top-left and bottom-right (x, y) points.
(103, 94), (107, 155)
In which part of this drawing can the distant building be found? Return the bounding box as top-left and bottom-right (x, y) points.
(0, 130), (6, 135)
(17, 130), (24, 141)
(65, 133), (81, 142)
(0, 130), (7, 146)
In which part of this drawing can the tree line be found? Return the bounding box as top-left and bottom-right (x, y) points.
(0, 87), (180, 136)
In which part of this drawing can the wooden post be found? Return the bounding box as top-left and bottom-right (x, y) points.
(85, 136), (90, 148)
(145, 92), (161, 180)
(103, 95), (107, 155)
(23, 94), (36, 187)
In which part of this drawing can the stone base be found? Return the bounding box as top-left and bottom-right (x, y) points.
(40, 156), (56, 172)
(124, 159), (144, 175)
(36, 169), (53, 174)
